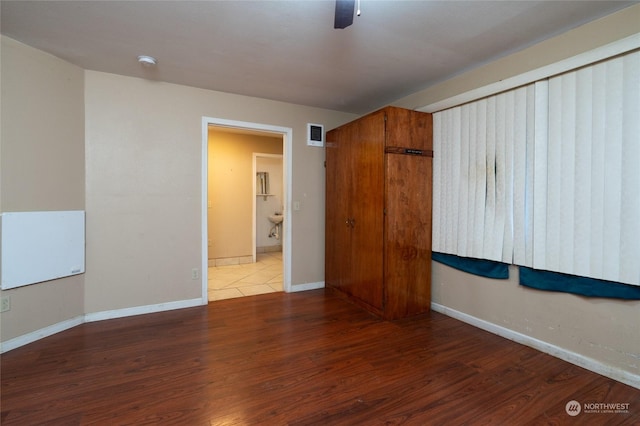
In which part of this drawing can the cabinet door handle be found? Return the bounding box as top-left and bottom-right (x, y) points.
(350, 218), (356, 228)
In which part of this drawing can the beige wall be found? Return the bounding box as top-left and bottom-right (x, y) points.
(396, 6), (640, 381)
(433, 264), (640, 381)
(208, 129), (282, 260)
(84, 71), (356, 314)
(393, 4), (640, 111)
(0, 37), (85, 341)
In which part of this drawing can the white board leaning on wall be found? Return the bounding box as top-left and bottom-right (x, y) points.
(1, 210), (85, 290)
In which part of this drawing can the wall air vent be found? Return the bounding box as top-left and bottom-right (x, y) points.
(307, 123), (324, 147)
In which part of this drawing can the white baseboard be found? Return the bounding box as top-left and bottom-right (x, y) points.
(1, 298), (204, 354)
(84, 298), (204, 322)
(0, 315), (84, 354)
(431, 302), (640, 390)
(290, 281), (324, 292)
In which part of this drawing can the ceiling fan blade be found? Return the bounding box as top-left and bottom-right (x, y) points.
(334, 0), (355, 29)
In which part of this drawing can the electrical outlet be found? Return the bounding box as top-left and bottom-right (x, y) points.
(191, 268), (199, 280)
(1, 296), (11, 313)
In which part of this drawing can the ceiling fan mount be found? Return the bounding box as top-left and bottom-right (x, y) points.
(334, 0), (355, 29)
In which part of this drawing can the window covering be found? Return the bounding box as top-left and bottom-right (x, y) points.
(519, 267), (640, 300)
(433, 49), (640, 288)
(532, 50), (640, 286)
(432, 252), (509, 279)
(432, 84), (535, 264)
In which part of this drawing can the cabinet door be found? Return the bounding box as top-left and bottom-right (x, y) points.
(326, 113), (385, 311)
(384, 152), (432, 319)
(325, 126), (349, 291)
(384, 107), (433, 151)
(348, 112), (385, 311)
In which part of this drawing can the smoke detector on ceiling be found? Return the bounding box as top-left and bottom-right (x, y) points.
(137, 55), (157, 67)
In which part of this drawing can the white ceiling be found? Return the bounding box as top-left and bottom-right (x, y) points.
(1, 1), (635, 114)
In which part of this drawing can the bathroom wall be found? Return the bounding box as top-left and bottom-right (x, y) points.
(208, 128), (282, 262)
(256, 156), (283, 251)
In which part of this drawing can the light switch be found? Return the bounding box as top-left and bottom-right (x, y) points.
(293, 201), (301, 211)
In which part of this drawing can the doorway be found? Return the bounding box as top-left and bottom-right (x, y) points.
(254, 153), (284, 261)
(200, 117), (292, 304)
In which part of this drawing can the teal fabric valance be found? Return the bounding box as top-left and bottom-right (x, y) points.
(432, 252), (509, 279)
(519, 267), (640, 300)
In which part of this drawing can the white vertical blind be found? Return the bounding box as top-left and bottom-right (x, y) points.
(433, 84), (535, 263)
(619, 52), (640, 285)
(533, 50), (640, 286)
(513, 84), (535, 266)
(433, 50), (640, 286)
(532, 80), (549, 270)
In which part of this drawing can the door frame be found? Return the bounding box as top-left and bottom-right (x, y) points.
(201, 117), (293, 303)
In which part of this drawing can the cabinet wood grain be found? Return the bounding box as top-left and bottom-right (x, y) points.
(326, 106), (432, 319)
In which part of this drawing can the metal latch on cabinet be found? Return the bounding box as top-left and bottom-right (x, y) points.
(385, 146), (434, 157)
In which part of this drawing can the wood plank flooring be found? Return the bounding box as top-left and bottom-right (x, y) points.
(1, 289), (638, 425)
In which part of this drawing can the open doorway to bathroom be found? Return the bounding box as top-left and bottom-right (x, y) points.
(254, 153), (284, 261)
(202, 119), (291, 303)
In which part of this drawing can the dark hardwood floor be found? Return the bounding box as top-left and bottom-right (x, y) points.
(1, 289), (638, 425)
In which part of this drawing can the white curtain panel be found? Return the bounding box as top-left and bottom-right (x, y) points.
(433, 49), (639, 286)
(433, 84), (535, 264)
(533, 50), (640, 286)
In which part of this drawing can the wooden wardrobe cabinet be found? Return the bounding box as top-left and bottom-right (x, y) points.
(325, 106), (433, 320)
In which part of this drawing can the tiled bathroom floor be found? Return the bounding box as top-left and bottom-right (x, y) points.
(208, 252), (283, 301)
